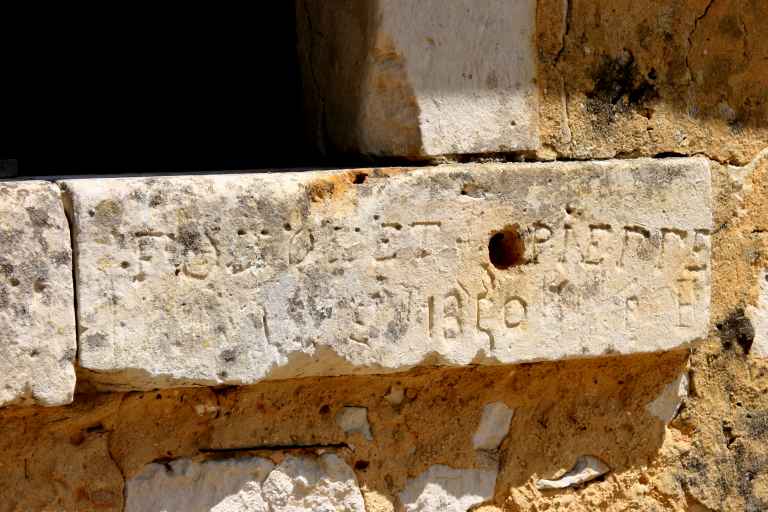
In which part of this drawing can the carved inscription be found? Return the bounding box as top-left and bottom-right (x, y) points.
(66, 158), (713, 389)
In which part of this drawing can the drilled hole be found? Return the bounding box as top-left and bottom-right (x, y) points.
(9, 278), (19, 287)
(237, 229), (246, 236)
(120, 261), (130, 269)
(488, 225), (526, 270)
(352, 172), (367, 184)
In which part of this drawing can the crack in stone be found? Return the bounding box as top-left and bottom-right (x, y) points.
(199, 442), (350, 453)
(685, 0), (717, 89)
(554, 0), (572, 64)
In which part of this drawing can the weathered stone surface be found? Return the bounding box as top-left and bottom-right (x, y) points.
(336, 406), (373, 441)
(126, 454), (365, 512)
(0, 181), (76, 407)
(399, 464), (497, 511)
(298, 0), (538, 157)
(646, 372), (688, 424)
(64, 158), (711, 390)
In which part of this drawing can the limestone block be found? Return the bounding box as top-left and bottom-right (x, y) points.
(125, 454), (365, 512)
(63, 158), (712, 390)
(0, 181), (76, 407)
(399, 464), (497, 511)
(298, 0), (538, 157)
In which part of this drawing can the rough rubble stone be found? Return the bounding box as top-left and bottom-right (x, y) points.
(399, 464), (497, 511)
(297, 0), (538, 157)
(125, 454), (365, 512)
(0, 181), (76, 407)
(63, 158), (712, 390)
(473, 402), (514, 450)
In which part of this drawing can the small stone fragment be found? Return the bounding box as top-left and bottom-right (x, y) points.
(336, 406), (373, 441)
(473, 402), (514, 450)
(536, 455), (611, 490)
(0, 181), (76, 407)
(384, 385), (404, 405)
(399, 465), (497, 512)
(646, 372), (689, 424)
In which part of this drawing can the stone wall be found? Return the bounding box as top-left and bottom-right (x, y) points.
(1, 1), (766, 510)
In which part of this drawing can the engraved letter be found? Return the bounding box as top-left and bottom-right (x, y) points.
(504, 297), (527, 328)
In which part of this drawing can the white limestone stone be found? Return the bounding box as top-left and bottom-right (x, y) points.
(63, 158), (712, 390)
(473, 402), (514, 450)
(747, 268), (768, 357)
(536, 455), (611, 490)
(336, 406), (373, 441)
(399, 464), (497, 511)
(646, 372), (689, 424)
(126, 454), (365, 512)
(298, 0), (538, 157)
(0, 181), (76, 407)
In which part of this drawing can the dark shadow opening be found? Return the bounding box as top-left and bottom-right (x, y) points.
(1, 4), (325, 177)
(488, 225), (526, 269)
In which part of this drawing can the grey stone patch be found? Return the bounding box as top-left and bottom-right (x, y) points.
(473, 402), (514, 450)
(336, 406), (373, 441)
(746, 268), (768, 357)
(0, 181), (76, 407)
(646, 372), (689, 424)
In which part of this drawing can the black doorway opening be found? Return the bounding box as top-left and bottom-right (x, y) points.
(3, 4), (323, 177)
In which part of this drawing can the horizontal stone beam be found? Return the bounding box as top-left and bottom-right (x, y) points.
(0, 181), (76, 407)
(297, 0), (539, 157)
(62, 158), (712, 390)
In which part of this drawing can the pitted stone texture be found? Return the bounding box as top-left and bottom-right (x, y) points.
(298, 0), (538, 157)
(399, 464), (497, 511)
(64, 158), (711, 390)
(125, 454), (365, 512)
(0, 181), (76, 407)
